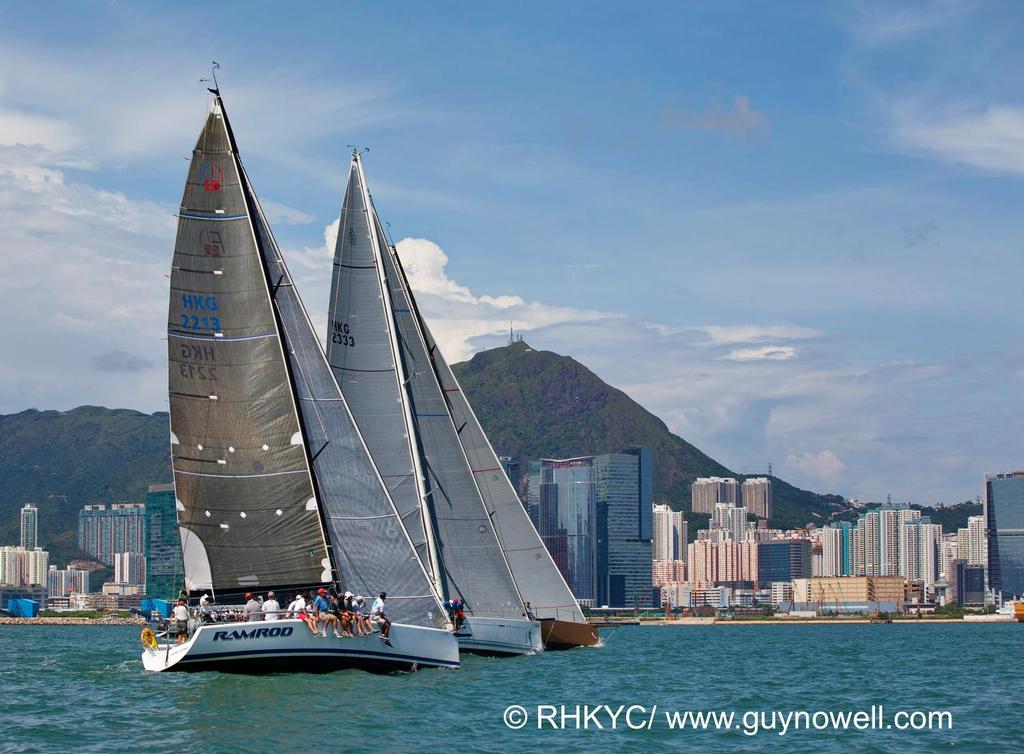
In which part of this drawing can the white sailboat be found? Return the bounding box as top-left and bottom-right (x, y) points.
(145, 91), (458, 673)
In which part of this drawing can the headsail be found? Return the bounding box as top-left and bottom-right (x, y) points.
(167, 99), (329, 594)
(374, 211), (525, 618)
(385, 241), (587, 624)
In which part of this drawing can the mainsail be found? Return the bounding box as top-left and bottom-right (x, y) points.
(327, 154), (525, 618)
(168, 97), (448, 629)
(168, 99), (330, 594)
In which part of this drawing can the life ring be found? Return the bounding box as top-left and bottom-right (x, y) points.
(141, 627), (158, 651)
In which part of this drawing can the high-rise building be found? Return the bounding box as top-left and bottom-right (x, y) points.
(966, 515), (987, 567)
(820, 522), (854, 577)
(711, 504), (748, 542)
(901, 518), (941, 594)
(20, 504), (38, 550)
(528, 450), (654, 607)
(858, 505), (910, 576)
(741, 478), (773, 520)
(47, 564), (90, 597)
(757, 540), (811, 585)
(0, 546), (48, 587)
(144, 484), (184, 600)
(653, 504), (686, 561)
(940, 534), (959, 581)
(691, 477), (740, 515)
(985, 472), (1024, 599)
(78, 503), (146, 565)
(114, 552), (147, 585)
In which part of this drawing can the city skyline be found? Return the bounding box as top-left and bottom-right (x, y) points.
(0, 4), (1019, 504)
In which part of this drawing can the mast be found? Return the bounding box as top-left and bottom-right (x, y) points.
(354, 153), (445, 599)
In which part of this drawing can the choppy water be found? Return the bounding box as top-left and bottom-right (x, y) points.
(1, 622), (1021, 753)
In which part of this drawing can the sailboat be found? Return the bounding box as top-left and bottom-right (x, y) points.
(325, 152), (597, 652)
(144, 92), (458, 673)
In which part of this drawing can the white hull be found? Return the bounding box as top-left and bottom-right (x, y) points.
(142, 618), (459, 673)
(455, 616), (543, 656)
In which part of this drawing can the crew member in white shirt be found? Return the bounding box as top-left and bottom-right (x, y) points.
(262, 592), (280, 621)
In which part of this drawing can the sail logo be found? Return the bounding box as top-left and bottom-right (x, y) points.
(181, 294), (219, 311)
(198, 162), (223, 192)
(200, 229), (224, 257)
(212, 626), (295, 641)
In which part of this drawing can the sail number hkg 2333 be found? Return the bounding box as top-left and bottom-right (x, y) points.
(331, 320), (355, 347)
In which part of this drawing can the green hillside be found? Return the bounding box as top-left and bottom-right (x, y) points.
(451, 342), (847, 527)
(0, 406), (172, 564)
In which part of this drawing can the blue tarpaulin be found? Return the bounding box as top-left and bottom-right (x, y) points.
(7, 598), (39, 618)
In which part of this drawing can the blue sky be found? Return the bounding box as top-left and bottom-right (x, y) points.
(0, 1), (1020, 504)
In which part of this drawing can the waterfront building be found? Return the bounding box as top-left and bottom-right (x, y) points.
(20, 504), (38, 550)
(691, 477), (740, 515)
(528, 450), (653, 607)
(771, 581), (793, 607)
(985, 472), (1024, 598)
(653, 504), (686, 561)
(966, 515), (987, 567)
(857, 505), (914, 576)
(143, 483), (184, 600)
(0, 547), (22, 586)
(949, 559), (986, 606)
(757, 540), (811, 585)
(741, 477), (773, 520)
(78, 503), (146, 565)
(47, 565), (90, 597)
(806, 576), (905, 606)
(114, 552), (146, 585)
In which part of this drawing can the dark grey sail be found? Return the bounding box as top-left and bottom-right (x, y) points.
(244, 170), (447, 629)
(325, 159), (439, 587)
(167, 99), (330, 594)
(370, 211), (525, 619)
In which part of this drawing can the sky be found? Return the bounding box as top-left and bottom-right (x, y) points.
(0, 1), (1020, 504)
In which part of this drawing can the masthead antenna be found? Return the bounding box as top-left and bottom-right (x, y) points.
(346, 145), (371, 157)
(200, 61), (222, 95)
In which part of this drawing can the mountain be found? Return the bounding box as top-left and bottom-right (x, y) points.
(450, 341), (847, 528)
(0, 343), (846, 562)
(0, 406), (172, 564)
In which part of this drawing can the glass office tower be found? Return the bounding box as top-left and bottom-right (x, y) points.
(986, 472), (1024, 599)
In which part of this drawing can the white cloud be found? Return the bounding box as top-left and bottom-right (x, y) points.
(892, 105), (1024, 174)
(844, 0), (979, 44)
(724, 346), (797, 362)
(260, 199), (315, 226)
(785, 450), (847, 483)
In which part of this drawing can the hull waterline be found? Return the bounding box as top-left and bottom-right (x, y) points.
(142, 619), (459, 673)
(540, 618), (600, 650)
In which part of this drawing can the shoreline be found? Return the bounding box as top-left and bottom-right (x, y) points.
(0, 616), (146, 627)
(596, 617), (1016, 626)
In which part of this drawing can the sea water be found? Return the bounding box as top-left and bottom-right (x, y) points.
(1, 622), (1021, 753)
